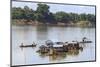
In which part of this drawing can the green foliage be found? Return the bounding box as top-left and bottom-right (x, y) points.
(23, 6), (34, 20)
(87, 14), (96, 24)
(54, 12), (70, 23)
(35, 3), (50, 23)
(12, 6), (35, 21)
(12, 3), (96, 26)
(12, 7), (25, 19)
(69, 13), (80, 22)
(36, 3), (49, 14)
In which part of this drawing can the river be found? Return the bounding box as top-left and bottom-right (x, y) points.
(12, 25), (96, 66)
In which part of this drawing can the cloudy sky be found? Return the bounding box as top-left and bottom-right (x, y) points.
(12, 1), (95, 14)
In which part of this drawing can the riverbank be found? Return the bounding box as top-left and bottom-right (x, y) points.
(12, 19), (95, 27)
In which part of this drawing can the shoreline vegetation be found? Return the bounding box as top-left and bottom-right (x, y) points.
(12, 19), (95, 27)
(12, 3), (96, 27)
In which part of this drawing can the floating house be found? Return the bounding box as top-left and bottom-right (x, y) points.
(37, 40), (81, 55)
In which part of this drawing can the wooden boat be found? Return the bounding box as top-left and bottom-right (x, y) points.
(20, 44), (36, 47)
(79, 41), (92, 43)
(20, 43), (36, 47)
(80, 37), (92, 43)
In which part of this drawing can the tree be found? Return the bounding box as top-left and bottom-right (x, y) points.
(35, 3), (50, 22)
(23, 6), (35, 21)
(87, 14), (96, 25)
(36, 3), (49, 14)
(69, 13), (80, 23)
(87, 14), (95, 22)
(12, 7), (25, 19)
(12, 3), (96, 26)
(54, 11), (70, 23)
(79, 13), (88, 21)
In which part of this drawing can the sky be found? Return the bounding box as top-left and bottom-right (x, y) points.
(12, 1), (95, 15)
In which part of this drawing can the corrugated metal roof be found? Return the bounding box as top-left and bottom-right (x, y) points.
(53, 45), (63, 47)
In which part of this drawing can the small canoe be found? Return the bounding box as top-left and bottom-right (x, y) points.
(80, 41), (92, 43)
(20, 44), (36, 47)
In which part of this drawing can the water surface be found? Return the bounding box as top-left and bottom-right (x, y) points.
(12, 25), (95, 65)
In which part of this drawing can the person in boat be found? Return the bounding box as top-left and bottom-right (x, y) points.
(32, 42), (36, 46)
(82, 37), (87, 42)
(32, 42), (34, 45)
(45, 40), (54, 47)
(20, 43), (23, 47)
(82, 37), (92, 43)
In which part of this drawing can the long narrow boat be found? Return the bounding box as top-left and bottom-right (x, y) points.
(80, 37), (92, 43)
(20, 44), (36, 47)
(79, 41), (92, 43)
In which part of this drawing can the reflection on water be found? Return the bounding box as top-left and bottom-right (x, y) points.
(37, 25), (48, 42)
(39, 49), (82, 61)
(12, 25), (95, 65)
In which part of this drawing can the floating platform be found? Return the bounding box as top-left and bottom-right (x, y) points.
(37, 37), (92, 55)
(37, 42), (80, 54)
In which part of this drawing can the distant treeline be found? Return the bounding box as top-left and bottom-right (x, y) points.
(12, 3), (96, 26)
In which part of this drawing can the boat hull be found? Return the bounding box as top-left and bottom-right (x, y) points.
(20, 45), (36, 47)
